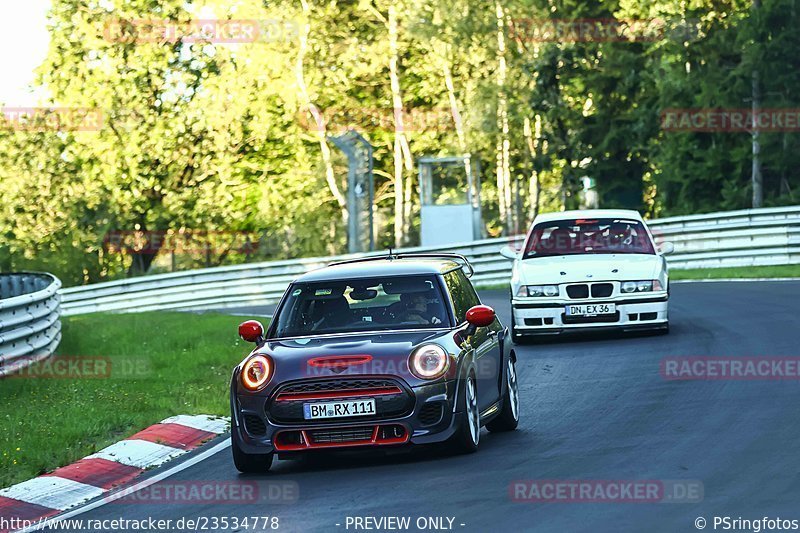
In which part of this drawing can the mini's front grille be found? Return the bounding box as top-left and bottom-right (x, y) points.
(278, 378), (397, 394)
(268, 378), (414, 424)
(243, 414), (267, 436)
(566, 284), (589, 299)
(309, 427), (374, 444)
(418, 403), (443, 426)
(591, 283), (613, 297)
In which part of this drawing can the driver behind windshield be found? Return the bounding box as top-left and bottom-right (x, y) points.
(397, 292), (443, 325)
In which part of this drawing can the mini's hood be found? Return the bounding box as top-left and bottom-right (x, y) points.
(516, 253), (661, 285)
(251, 329), (453, 384)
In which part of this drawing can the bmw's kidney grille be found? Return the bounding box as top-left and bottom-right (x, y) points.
(567, 283), (614, 299)
(566, 284), (590, 298)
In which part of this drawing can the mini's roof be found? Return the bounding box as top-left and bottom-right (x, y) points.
(294, 258), (462, 283)
(532, 209), (644, 225)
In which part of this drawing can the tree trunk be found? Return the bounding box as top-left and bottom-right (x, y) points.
(388, 4), (413, 247)
(523, 115), (541, 224)
(296, 0), (348, 224)
(495, 1), (512, 235)
(751, 0), (763, 208)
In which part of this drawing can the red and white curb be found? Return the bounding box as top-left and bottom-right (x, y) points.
(0, 415), (229, 532)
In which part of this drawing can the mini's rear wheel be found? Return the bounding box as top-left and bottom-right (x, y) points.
(232, 433), (274, 473)
(487, 357), (519, 432)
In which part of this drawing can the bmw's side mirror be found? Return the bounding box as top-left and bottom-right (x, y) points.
(464, 305), (496, 337)
(658, 241), (675, 255)
(238, 320), (264, 344)
(500, 245), (518, 260)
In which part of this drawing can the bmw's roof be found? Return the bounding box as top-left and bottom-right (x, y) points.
(294, 258), (463, 283)
(532, 209), (644, 225)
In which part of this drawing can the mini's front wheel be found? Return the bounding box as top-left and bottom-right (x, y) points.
(449, 373), (480, 454)
(487, 357), (520, 432)
(232, 433), (274, 473)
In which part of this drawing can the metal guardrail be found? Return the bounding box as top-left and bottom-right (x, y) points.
(60, 206), (800, 315)
(0, 273), (62, 375)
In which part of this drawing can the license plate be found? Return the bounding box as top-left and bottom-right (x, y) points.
(303, 399), (376, 420)
(565, 303), (616, 316)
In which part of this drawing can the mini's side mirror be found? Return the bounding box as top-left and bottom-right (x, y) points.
(238, 320), (264, 344)
(464, 305), (496, 337)
(658, 241), (675, 255)
(500, 245), (519, 260)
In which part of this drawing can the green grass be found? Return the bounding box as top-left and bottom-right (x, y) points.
(669, 264), (800, 280)
(0, 312), (256, 487)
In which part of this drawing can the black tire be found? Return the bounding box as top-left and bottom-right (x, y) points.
(487, 357), (520, 432)
(448, 373), (480, 454)
(232, 433), (274, 473)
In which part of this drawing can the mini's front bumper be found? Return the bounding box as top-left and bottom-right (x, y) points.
(511, 294), (668, 335)
(232, 379), (462, 455)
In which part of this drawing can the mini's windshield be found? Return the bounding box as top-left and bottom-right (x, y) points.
(272, 275), (450, 338)
(523, 218), (655, 258)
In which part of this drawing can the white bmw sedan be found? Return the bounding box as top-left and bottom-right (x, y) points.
(500, 209), (674, 340)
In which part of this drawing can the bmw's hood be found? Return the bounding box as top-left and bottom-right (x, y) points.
(515, 254), (662, 285)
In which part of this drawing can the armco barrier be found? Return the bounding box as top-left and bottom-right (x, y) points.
(60, 206), (800, 315)
(0, 273), (62, 375)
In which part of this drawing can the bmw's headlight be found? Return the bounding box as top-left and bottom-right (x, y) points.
(241, 354), (273, 391)
(409, 344), (449, 380)
(517, 285), (559, 297)
(621, 280), (664, 293)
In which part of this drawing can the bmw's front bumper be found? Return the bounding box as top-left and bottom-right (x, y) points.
(232, 378), (462, 455)
(511, 293), (669, 336)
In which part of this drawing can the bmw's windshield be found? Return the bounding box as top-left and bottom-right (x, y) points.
(522, 218), (656, 259)
(272, 275), (450, 338)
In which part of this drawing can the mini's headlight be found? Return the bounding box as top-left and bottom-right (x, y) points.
(519, 285), (559, 297)
(409, 344), (449, 380)
(241, 354), (273, 391)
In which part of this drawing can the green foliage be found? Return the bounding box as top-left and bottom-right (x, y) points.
(0, 0), (797, 284)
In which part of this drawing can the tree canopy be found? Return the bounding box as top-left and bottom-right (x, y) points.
(1, 0), (797, 285)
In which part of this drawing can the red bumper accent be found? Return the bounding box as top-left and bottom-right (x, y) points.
(273, 424), (409, 451)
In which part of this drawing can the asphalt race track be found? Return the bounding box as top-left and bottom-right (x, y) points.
(55, 281), (800, 532)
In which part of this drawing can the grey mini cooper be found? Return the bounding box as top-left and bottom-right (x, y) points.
(230, 253), (519, 472)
